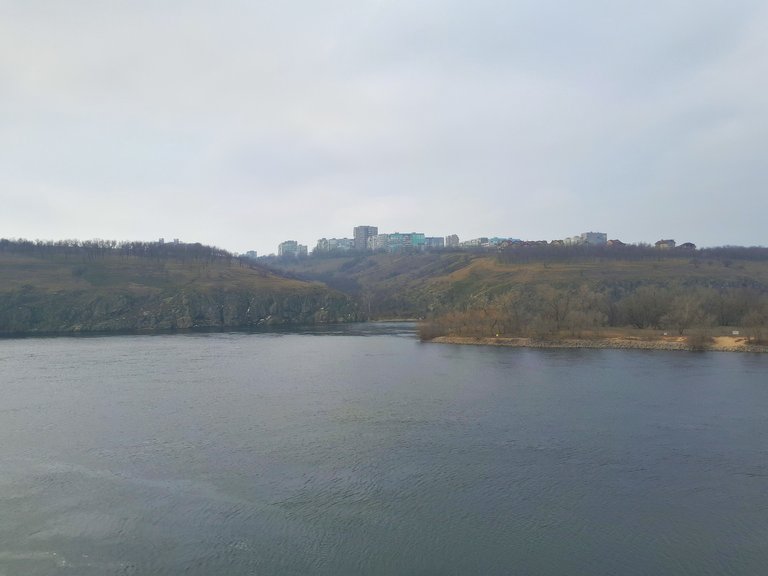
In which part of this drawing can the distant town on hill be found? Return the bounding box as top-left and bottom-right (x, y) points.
(261, 225), (699, 259)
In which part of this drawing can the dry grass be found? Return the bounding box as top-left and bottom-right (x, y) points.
(0, 253), (324, 296)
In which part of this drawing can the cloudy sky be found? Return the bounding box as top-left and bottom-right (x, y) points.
(2, 0), (766, 255)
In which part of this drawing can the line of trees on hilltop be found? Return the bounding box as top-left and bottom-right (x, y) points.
(496, 243), (768, 264)
(421, 283), (768, 344)
(0, 238), (245, 264)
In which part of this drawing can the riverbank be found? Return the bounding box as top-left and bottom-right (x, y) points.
(428, 335), (768, 353)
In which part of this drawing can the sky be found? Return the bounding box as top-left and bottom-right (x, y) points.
(1, 0), (767, 255)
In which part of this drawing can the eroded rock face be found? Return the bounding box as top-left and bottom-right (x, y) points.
(0, 288), (361, 335)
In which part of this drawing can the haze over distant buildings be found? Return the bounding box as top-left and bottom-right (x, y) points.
(1, 1), (767, 255)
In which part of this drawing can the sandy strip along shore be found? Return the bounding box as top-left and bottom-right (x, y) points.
(429, 335), (768, 353)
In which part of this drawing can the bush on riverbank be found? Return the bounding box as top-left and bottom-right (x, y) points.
(420, 283), (768, 345)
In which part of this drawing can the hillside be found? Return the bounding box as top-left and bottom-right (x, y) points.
(4, 240), (767, 340)
(268, 246), (768, 342)
(267, 251), (475, 316)
(269, 248), (768, 312)
(0, 241), (359, 335)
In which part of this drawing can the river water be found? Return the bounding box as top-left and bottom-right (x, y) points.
(1, 323), (767, 575)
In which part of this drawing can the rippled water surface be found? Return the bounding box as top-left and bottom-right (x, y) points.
(1, 324), (767, 575)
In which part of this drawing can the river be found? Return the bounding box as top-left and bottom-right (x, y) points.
(1, 323), (767, 575)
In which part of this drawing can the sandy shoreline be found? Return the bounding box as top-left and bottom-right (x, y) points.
(428, 335), (768, 353)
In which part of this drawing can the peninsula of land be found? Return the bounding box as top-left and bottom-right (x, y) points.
(271, 243), (768, 351)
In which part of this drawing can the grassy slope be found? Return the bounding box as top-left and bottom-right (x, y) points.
(8, 247), (762, 334)
(436, 256), (768, 295)
(271, 252), (475, 316)
(0, 253), (318, 293)
(0, 253), (358, 333)
(270, 252), (768, 316)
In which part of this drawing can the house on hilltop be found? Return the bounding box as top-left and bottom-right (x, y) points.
(655, 239), (676, 249)
(580, 232), (608, 245)
(278, 240), (308, 258)
(353, 226), (378, 251)
(563, 232), (607, 246)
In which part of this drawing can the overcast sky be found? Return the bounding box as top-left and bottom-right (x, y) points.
(2, 0), (766, 255)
